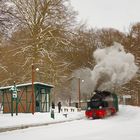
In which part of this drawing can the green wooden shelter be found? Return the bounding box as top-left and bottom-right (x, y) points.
(0, 82), (54, 113)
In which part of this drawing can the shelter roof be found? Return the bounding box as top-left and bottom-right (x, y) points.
(0, 82), (54, 90)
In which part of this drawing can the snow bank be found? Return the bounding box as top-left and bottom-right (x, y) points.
(0, 105), (140, 140)
(0, 106), (84, 129)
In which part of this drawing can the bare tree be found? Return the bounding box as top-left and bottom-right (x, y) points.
(8, 0), (76, 62)
(0, 0), (16, 36)
(95, 28), (125, 47)
(0, 0), (77, 85)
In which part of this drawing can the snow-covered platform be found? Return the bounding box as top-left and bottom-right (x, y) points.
(0, 107), (84, 132)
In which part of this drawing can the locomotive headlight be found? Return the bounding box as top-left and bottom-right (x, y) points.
(87, 107), (91, 110)
(99, 106), (102, 109)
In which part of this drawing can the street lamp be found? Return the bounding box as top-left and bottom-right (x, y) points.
(66, 76), (84, 108)
(67, 77), (84, 108)
(31, 64), (35, 114)
(78, 78), (81, 108)
(36, 68), (39, 72)
(31, 65), (40, 114)
(78, 78), (84, 108)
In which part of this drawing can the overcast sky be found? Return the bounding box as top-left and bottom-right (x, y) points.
(70, 0), (140, 32)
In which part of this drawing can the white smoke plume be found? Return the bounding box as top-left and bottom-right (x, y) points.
(72, 43), (138, 94)
(72, 68), (94, 94)
(91, 42), (138, 91)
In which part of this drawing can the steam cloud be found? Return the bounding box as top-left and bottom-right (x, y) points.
(91, 42), (138, 91)
(72, 42), (138, 94)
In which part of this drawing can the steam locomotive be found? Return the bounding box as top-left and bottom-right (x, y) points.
(85, 90), (119, 119)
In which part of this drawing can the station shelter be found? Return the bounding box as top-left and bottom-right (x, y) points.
(0, 82), (54, 113)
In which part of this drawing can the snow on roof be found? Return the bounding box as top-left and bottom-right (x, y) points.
(0, 82), (54, 90)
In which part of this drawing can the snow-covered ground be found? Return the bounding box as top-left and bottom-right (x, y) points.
(0, 106), (83, 129)
(0, 105), (140, 140)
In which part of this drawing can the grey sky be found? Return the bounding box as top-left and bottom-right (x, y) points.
(70, 0), (140, 32)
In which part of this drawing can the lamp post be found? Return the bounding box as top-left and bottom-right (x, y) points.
(66, 76), (84, 108)
(9, 81), (18, 116)
(136, 80), (140, 106)
(78, 78), (81, 108)
(78, 78), (84, 108)
(31, 64), (35, 114)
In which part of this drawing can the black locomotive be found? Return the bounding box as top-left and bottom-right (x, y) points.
(85, 90), (119, 119)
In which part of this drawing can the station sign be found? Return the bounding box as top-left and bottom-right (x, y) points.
(9, 86), (18, 99)
(123, 95), (131, 99)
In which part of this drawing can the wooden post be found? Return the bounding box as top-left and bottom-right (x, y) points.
(78, 78), (81, 108)
(11, 92), (13, 116)
(32, 64), (35, 114)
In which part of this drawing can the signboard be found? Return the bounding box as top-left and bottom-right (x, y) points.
(9, 86), (18, 99)
(9, 82), (19, 116)
(122, 95), (131, 105)
(123, 95), (131, 99)
(13, 90), (17, 98)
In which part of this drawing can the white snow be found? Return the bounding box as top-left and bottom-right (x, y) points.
(0, 105), (140, 140)
(0, 107), (82, 129)
(0, 82), (54, 90)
